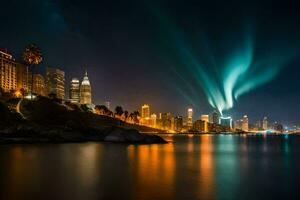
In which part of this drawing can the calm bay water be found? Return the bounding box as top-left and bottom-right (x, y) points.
(0, 134), (300, 200)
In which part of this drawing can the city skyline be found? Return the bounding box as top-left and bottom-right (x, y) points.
(1, 0), (300, 126)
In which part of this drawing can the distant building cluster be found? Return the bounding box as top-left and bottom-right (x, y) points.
(138, 102), (285, 133)
(0, 49), (92, 105)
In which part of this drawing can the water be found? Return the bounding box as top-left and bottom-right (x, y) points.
(0, 134), (300, 200)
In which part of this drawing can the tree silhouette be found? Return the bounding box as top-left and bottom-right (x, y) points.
(22, 44), (42, 100)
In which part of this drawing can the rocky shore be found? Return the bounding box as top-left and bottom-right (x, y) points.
(0, 125), (167, 144)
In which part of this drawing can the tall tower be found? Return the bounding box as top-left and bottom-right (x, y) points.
(46, 67), (65, 100)
(80, 71), (92, 104)
(141, 104), (150, 119)
(263, 117), (268, 130)
(242, 115), (249, 131)
(69, 78), (80, 103)
(187, 108), (193, 127)
(0, 49), (17, 92)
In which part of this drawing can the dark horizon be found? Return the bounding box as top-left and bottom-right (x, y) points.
(1, 0), (300, 126)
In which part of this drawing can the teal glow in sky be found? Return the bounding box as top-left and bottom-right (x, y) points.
(149, 6), (295, 115)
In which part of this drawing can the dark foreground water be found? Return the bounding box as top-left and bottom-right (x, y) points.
(0, 134), (300, 200)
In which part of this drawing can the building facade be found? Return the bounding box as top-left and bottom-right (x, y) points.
(0, 49), (17, 92)
(242, 115), (249, 131)
(33, 74), (46, 96)
(263, 117), (268, 130)
(46, 67), (65, 100)
(187, 108), (193, 127)
(80, 71), (92, 104)
(16, 63), (29, 94)
(69, 78), (80, 103)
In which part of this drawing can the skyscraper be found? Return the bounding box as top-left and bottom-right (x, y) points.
(16, 63), (29, 94)
(263, 117), (268, 130)
(46, 67), (65, 100)
(80, 71), (92, 104)
(187, 108), (193, 127)
(150, 113), (157, 127)
(201, 115), (209, 123)
(33, 74), (46, 96)
(211, 111), (219, 124)
(69, 78), (80, 103)
(141, 104), (150, 119)
(174, 116), (183, 132)
(0, 49), (17, 92)
(242, 115), (249, 132)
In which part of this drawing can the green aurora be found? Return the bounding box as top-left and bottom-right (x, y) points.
(149, 4), (294, 115)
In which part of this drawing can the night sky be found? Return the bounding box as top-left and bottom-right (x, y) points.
(1, 0), (300, 126)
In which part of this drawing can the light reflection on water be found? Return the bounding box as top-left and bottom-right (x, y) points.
(0, 135), (300, 200)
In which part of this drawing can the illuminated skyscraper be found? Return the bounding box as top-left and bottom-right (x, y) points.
(211, 111), (219, 124)
(69, 78), (80, 103)
(174, 116), (183, 132)
(141, 104), (150, 119)
(46, 67), (65, 100)
(33, 74), (46, 96)
(150, 113), (157, 127)
(201, 115), (209, 123)
(80, 71), (92, 104)
(0, 49), (17, 92)
(105, 101), (110, 110)
(263, 117), (268, 130)
(187, 108), (193, 127)
(16, 63), (29, 94)
(242, 115), (249, 132)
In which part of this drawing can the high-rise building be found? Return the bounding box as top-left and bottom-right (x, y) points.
(201, 115), (209, 123)
(105, 101), (110, 110)
(69, 78), (80, 103)
(187, 108), (193, 127)
(33, 74), (46, 96)
(193, 120), (206, 132)
(161, 112), (172, 130)
(234, 119), (243, 131)
(200, 114), (209, 132)
(263, 117), (268, 130)
(46, 67), (65, 100)
(211, 111), (219, 124)
(150, 113), (157, 128)
(16, 63), (29, 94)
(220, 116), (232, 129)
(0, 49), (17, 92)
(80, 71), (92, 104)
(242, 115), (249, 131)
(141, 104), (150, 119)
(174, 116), (183, 132)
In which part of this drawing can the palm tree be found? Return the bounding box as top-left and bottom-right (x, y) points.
(22, 44), (43, 100)
(114, 106), (124, 118)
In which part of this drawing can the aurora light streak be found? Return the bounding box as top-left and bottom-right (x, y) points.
(149, 4), (294, 115)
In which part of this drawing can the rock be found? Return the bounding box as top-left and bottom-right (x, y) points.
(103, 126), (167, 144)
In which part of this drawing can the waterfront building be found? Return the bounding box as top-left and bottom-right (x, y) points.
(174, 116), (183, 132)
(200, 114), (209, 132)
(46, 67), (65, 100)
(263, 117), (268, 130)
(80, 71), (92, 104)
(187, 108), (193, 127)
(105, 101), (110, 110)
(220, 116), (232, 129)
(0, 49), (17, 92)
(33, 74), (46, 96)
(201, 114), (209, 123)
(210, 111), (219, 124)
(242, 115), (249, 132)
(161, 112), (172, 130)
(234, 119), (243, 131)
(193, 120), (206, 132)
(141, 104), (150, 119)
(16, 63), (29, 94)
(150, 113), (157, 128)
(69, 78), (80, 103)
